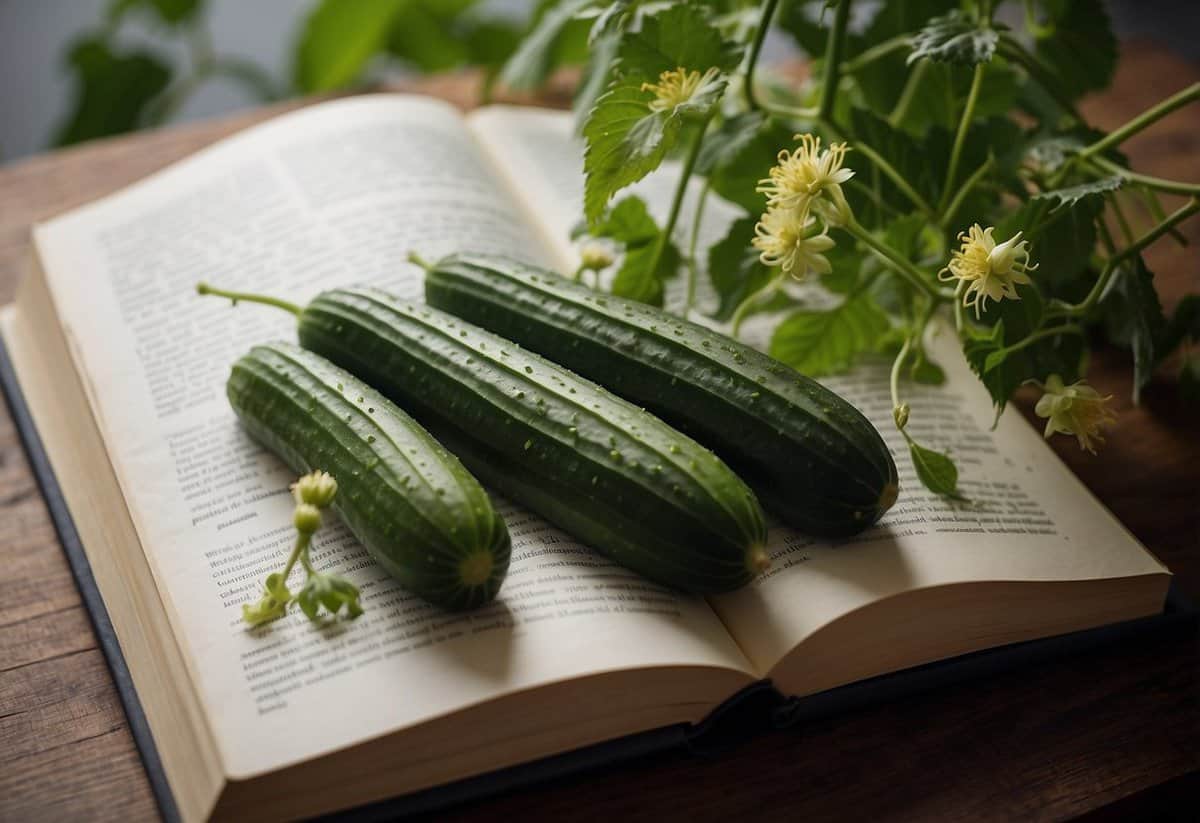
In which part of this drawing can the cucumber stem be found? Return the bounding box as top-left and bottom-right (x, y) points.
(747, 544), (771, 576)
(196, 282), (302, 316)
(407, 251), (434, 271)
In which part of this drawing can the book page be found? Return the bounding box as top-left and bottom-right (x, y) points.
(32, 95), (753, 780)
(469, 106), (1169, 675)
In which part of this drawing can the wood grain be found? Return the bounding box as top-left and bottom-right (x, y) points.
(1, 43), (1197, 822)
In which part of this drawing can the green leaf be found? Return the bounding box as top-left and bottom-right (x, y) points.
(892, 60), (1020, 138)
(613, 241), (680, 306)
(1032, 0), (1117, 100)
(1033, 176), (1123, 210)
(499, 0), (593, 90)
(108, 0), (201, 26)
(1160, 295), (1200, 356)
(908, 10), (1001, 66)
(962, 320), (1022, 415)
(53, 37), (171, 147)
(769, 292), (890, 377)
(999, 193), (1101, 294)
(242, 572), (292, 627)
(582, 3), (738, 224)
(1101, 257), (1166, 403)
(574, 28), (622, 133)
(296, 572), (364, 622)
(908, 438), (966, 500)
(707, 216), (775, 321)
(294, 0), (407, 92)
(706, 116), (795, 214)
(589, 196), (679, 306)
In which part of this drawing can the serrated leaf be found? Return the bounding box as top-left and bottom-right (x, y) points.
(1033, 176), (1123, 210)
(590, 195), (659, 245)
(53, 37), (171, 147)
(1000, 194), (1101, 294)
(706, 116), (795, 214)
(908, 10), (1001, 66)
(294, 0), (407, 92)
(1101, 257), (1166, 403)
(769, 292), (890, 376)
(962, 320), (1021, 415)
(499, 0), (593, 90)
(707, 216), (775, 321)
(582, 3), (738, 224)
(1033, 0), (1117, 101)
(908, 439), (966, 499)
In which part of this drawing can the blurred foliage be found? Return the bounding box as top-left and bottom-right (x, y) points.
(54, 0), (568, 148)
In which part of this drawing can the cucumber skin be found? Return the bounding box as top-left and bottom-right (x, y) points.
(424, 253), (899, 538)
(227, 342), (510, 610)
(296, 289), (768, 594)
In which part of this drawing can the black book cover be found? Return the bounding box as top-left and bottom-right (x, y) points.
(2, 334), (1194, 821)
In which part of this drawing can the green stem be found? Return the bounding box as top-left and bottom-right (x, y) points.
(195, 282), (302, 316)
(888, 59), (927, 127)
(685, 181), (711, 315)
(890, 334), (912, 419)
(953, 281), (966, 334)
(1091, 155), (1200, 197)
(843, 34), (910, 74)
(647, 116), (710, 285)
(730, 273), (783, 338)
(940, 155), (994, 229)
(818, 0), (853, 121)
(1052, 197), (1200, 317)
(1139, 186), (1189, 246)
(1077, 82), (1200, 162)
(999, 324), (1084, 359)
(843, 217), (943, 301)
(281, 532), (310, 582)
(743, 0), (779, 112)
(823, 118), (935, 218)
(1108, 192), (1136, 245)
(937, 62), (985, 216)
(407, 251), (434, 270)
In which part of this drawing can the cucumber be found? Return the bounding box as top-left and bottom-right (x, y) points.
(422, 253), (899, 537)
(227, 341), (510, 610)
(199, 284), (769, 593)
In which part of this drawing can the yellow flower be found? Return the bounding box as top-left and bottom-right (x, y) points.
(752, 205), (836, 279)
(1034, 374), (1117, 454)
(939, 224), (1037, 318)
(757, 134), (855, 226)
(641, 67), (722, 113)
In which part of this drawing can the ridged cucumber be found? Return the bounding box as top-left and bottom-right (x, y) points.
(200, 284), (770, 593)
(422, 253), (899, 537)
(227, 341), (510, 609)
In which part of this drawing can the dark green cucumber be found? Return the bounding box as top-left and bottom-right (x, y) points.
(295, 289), (768, 594)
(227, 342), (510, 610)
(423, 253), (899, 537)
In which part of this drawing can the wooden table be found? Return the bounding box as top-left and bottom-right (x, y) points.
(2, 43), (1198, 822)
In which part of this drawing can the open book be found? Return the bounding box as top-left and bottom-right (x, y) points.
(0, 96), (1170, 822)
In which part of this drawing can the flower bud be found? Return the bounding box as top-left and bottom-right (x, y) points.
(579, 242), (614, 272)
(294, 470), (338, 508)
(293, 502), (322, 535)
(893, 403), (910, 430)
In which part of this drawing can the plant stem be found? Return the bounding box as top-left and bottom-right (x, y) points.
(685, 181), (711, 315)
(940, 155), (994, 229)
(822, 118), (935, 218)
(937, 62), (985, 216)
(843, 35), (910, 74)
(1139, 186), (1189, 246)
(888, 59), (927, 127)
(281, 532), (309, 583)
(890, 334), (912, 416)
(1052, 197), (1200, 317)
(818, 0), (853, 121)
(730, 273), (783, 338)
(647, 116), (710, 285)
(743, 0), (779, 112)
(1108, 192), (1136, 245)
(195, 282), (302, 316)
(1091, 155), (1200, 197)
(1078, 82), (1200, 162)
(843, 217), (942, 301)
(999, 324), (1084, 359)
